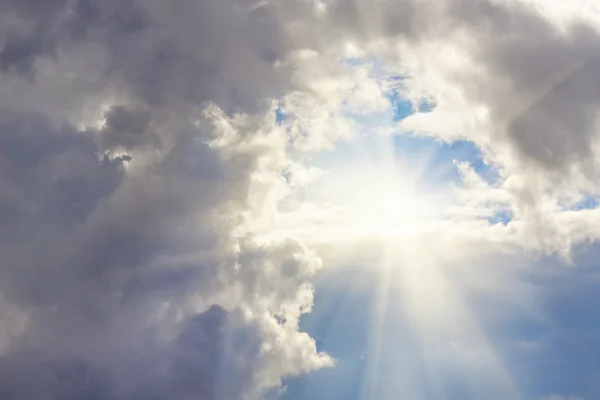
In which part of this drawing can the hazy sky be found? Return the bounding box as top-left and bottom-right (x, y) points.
(0, 1), (599, 399)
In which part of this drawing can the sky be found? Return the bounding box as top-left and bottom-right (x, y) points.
(1, 0), (600, 399)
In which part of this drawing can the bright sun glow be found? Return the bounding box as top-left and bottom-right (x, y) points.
(282, 151), (519, 398)
(316, 164), (444, 240)
(270, 154), (451, 246)
(349, 176), (435, 236)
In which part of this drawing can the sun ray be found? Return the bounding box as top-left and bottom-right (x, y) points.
(391, 237), (522, 399)
(306, 127), (524, 399)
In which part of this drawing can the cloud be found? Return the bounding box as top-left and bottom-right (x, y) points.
(2, 0), (600, 398)
(381, 0), (600, 251)
(0, 104), (332, 398)
(284, 0), (600, 255)
(0, 0), (338, 397)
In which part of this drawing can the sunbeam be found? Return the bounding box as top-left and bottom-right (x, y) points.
(391, 237), (521, 399)
(293, 129), (525, 399)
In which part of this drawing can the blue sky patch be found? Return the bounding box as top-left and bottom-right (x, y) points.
(386, 88), (435, 122)
(275, 105), (288, 125)
(568, 195), (598, 211)
(487, 209), (513, 226)
(392, 135), (500, 188)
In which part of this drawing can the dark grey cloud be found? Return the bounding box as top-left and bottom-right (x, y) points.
(506, 51), (600, 172)
(0, 353), (113, 400)
(0, 0), (292, 123)
(98, 106), (156, 151)
(0, 106), (326, 398)
(0, 0), (334, 398)
(0, 305), (277, 400)
(462, 5), (600, 174)
(0, 30), (54, 76)
(425, 0), (600, 180)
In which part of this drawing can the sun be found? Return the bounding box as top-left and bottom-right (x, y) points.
(324, 165), (441, 240)
(267, 146), (448, 247)
(353, 178), (434, 236)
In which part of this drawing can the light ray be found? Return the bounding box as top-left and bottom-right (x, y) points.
(315, 128), (523, 399)
(392, 237), (522, 399)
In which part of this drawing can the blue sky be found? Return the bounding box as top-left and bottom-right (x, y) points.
(282, 83), (596, 400)
(283, 245), (600, 400)
(305, 67), (500, 186)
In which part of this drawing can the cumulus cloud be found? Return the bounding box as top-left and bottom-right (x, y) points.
(0, 104), (332, 398)
(386, 0), (600, 250)
(284, 0), (600, 255)
(2, 0), (600, 398)
(0, 0), (335, 398)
